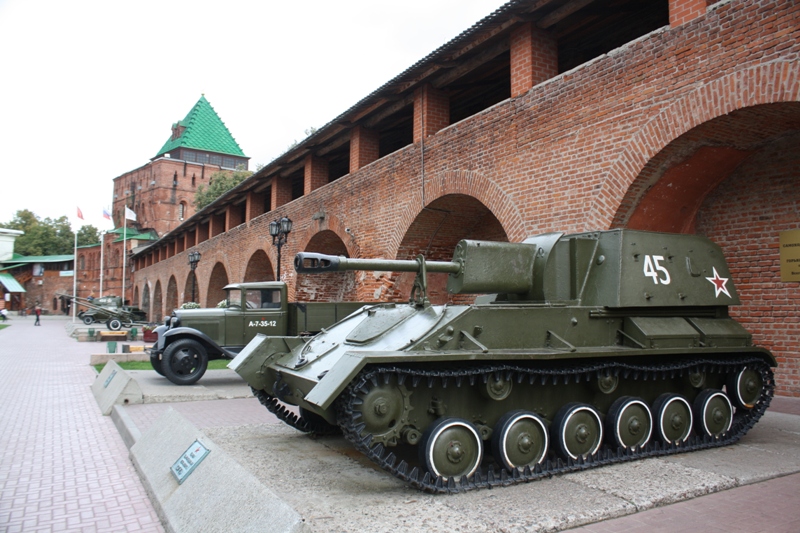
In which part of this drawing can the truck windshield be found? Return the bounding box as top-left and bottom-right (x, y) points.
(245, 289), (282, 309)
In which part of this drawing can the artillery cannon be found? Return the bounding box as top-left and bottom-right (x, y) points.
(231, 230), (775, 493)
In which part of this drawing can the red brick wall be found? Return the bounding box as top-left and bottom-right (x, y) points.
(134, 0), (799, 392)
(697, 134), (800, 396)
(510, 22), (558, 97)
(414, 85), (450, 141)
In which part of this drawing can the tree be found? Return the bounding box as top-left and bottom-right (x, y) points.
(1, 209), (99, 256)
(77, 225), (101, 247)
(193, 167), (253, 210)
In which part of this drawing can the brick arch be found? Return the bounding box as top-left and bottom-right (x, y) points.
(294, 213), (359, 259)
(140, 282), (151, 320)
(206, 262), (230, 307)
(294, 229), (358, 302)
(152, 280), (163, 323)
(165, 275), (179, 315)
(594, 60), (800, 229)
(427, 170), (525, 239)
(389, 170), (526, 259)
(243, 249), (274, 282)
(236, 235), (276, 282)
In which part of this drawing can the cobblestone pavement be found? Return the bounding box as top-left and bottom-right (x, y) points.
(0, 316), (163, 532)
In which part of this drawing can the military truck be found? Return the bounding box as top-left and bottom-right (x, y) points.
(150, 281), (367, 385)
(231, 230), (775, 493)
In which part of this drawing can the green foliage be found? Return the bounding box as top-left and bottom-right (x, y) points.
(2, 209), (101, 256)
(77, 225), (101, 247)
(93, 359), (229, 373)
(181, 302), (201, 309)
(193, 167), (252, 210)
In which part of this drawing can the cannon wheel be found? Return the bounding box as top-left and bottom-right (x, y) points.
(107, 318), (123, 331)
(83, 315), (94, 325)
(162, 339), (208, 385)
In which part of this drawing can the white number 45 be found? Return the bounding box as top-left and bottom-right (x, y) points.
(643, 255), (671, 285)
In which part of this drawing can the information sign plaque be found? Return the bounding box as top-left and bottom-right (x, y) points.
(780, 229), (800, 282)
(171, 440), (210, 484)
(103, 369), (117, 388)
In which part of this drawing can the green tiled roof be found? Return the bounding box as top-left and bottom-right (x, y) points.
(112, 229), (158, 244)
(0, 273), (25, 293)
(154, 95), (246, 158)
(4, 255), (73, 263)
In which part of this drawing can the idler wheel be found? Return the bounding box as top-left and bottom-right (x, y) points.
(491, 410), (548, 472)
(420, 417), (483, 480)
(652, 393), (693, 445)
(693, 389), (733, 438)
(353, 379), (410, 444)
(605, 396), (652, 450)
(727, 367), (763, 409)
(552, 403), (603, 460)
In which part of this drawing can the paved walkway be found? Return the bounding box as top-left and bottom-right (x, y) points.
(0, 316), (163, 532)
(1, 315), (799, 532)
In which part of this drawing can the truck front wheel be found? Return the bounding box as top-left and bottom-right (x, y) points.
(150, 352), (165, 376)
(162, 339), (208, 385)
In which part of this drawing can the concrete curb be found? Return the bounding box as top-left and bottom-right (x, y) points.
(111, 404), (142, 449)
(130, 409), (309, 533)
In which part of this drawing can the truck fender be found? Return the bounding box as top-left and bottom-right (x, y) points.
(162, 327), (235, 358)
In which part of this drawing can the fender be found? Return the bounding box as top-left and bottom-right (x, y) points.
(161, 327), (237, 358)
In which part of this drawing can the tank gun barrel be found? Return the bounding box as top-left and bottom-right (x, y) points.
(295, 252), (461, 275)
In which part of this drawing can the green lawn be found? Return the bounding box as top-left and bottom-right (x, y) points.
(0, 324), (8, 331)
(94, 358), (230, 373)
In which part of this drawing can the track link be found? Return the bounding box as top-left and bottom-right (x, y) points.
(333, 355), (774, 494)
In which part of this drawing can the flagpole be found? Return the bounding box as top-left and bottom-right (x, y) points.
(99, 230), (105, 297)
(72, 226), (78, 323)
(123, 215), (127, 306)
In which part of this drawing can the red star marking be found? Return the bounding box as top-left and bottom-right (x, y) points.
(706, 267), (731, 298)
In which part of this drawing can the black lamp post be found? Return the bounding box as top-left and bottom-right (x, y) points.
(188, 250), (201, 302)
(269, 216), (293, 280)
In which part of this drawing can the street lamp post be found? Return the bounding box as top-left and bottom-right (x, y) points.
(269, 217), (293, 280)
(188, 250), (201, 303)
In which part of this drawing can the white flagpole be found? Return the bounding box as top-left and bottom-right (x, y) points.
(99, 230), (105, 297)
(72, 228), (78, 323)
(123, 215), (127, 305)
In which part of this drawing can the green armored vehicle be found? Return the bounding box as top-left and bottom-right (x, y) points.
(150, 281), (366, 385)
(230, 230), (775, 493)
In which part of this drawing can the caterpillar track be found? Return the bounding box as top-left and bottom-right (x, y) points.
(253, 354), (773, 494)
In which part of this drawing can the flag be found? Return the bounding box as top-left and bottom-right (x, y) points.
(77, 207), (84, 220)
(103, 209), (112, 221)
(125, 206), (137, 221)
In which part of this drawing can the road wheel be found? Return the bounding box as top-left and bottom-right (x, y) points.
(693, 389), (732, 438)
(652, 393), (693, 445)
(605, 396), (652, 451)
(491, 410), (548, 472)
(162, 339), (208, 385)
(552, 402), (603, 461)
(107, 318), (122, 331)
(420, 417), (483, 481)
(83, 315), (94, 325)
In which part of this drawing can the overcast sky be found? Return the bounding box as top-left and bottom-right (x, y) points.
(0, 0), (508, 230)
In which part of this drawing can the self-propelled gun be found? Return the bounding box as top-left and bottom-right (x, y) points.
(229, 230), (775, 493)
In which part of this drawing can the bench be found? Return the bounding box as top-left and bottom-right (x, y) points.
(97, 331), (129, 342)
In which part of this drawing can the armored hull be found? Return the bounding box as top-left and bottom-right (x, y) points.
(230, 230), (775, 493)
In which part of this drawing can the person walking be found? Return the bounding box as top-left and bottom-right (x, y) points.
(34, 304), (41, 326)
(0, 308), (7, 322)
